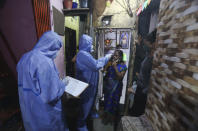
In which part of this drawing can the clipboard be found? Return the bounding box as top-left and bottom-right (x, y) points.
(64, 76), (89, 97)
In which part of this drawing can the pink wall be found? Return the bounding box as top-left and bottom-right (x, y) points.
(50, 0), (66, 79)
(54, 45), (65, 79)
(0, 0), (37, 79)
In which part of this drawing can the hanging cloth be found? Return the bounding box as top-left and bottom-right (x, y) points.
(136, 5), (142, 16)
(148, 0), (151, 5)
(142, 1), (148, 11)
(144, 0), (148, 8)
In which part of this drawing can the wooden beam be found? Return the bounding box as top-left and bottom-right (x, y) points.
(63, 8), (89, 16)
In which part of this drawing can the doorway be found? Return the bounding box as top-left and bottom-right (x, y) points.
(64, 27), (79, 131)
(93, 28), (133, 131)
(96, 28), (132, 105)
(65, 27), (77, 77)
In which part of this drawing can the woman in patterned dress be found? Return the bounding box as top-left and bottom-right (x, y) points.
(102, 49), (127, 124)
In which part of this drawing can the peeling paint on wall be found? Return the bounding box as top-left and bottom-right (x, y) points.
(95, 0), (144, 28)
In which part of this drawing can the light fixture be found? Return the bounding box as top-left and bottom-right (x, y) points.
(101, 15), (113, 26)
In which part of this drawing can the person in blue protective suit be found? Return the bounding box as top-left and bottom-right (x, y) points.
(76, 34), (111, 131)
(17, 31), (69, 131)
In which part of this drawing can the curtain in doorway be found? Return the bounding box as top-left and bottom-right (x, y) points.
(0, 0), (37, 79)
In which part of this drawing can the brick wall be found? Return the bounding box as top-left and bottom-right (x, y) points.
(146, 0), (198, 130)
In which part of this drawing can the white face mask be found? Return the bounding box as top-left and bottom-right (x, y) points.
(91, 45), (94, 53)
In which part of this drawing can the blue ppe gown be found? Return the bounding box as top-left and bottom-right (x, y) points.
(76, 34), (110, 131)
(17, 31), (69, 131)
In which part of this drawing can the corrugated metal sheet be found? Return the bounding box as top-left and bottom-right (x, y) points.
(33, 0), (51, 38)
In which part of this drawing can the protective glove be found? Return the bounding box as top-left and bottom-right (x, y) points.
(105, 53), (112, 60)
(62, 78), (77, 99)
(62, 77), (69, 86)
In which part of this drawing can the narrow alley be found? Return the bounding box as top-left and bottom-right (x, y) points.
(0, 0), (198, 131)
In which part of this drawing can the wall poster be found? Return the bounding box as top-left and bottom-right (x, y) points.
(119, 31), (129, 49)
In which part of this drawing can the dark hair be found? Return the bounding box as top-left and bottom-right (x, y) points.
(116, 44), (122, 49)
(114, 49), (123, 63)
(145, 29), (157, 44)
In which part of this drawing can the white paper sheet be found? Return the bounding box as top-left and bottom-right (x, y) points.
(64, 76), (89, 97)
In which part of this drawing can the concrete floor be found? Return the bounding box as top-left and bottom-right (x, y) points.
(92, 106), (123, 131)
(93, 118), (113, 131)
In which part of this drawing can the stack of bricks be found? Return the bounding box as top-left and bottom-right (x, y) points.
(145, 0), (198, 130)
